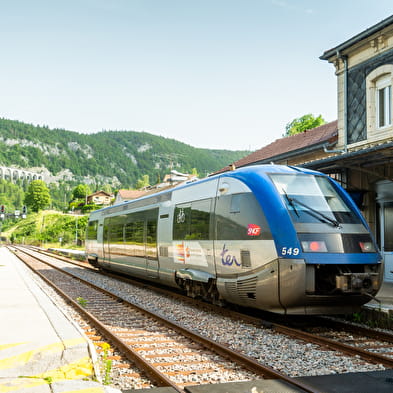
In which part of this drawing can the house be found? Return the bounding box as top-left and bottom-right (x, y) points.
(114, 171), (198, 205)
(86, 190), (113, 205)
(221, 15), (393, 282)
(114, 189), (148, 205)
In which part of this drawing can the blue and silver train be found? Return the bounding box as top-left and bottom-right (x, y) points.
(85, 165), (383, 314)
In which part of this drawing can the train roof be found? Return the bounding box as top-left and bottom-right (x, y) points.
(89, 164), (324, 218)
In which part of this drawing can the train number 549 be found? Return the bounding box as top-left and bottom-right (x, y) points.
(281, 247), (300, 256)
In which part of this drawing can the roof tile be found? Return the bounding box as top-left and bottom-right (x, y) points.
(227, 120), (338, 170)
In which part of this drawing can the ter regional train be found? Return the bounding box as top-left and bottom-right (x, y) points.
(85, 165), (383, 314)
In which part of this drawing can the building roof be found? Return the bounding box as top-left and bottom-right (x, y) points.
(216, 120), (338, 174)
(88, 190), (112, 197)
(320, 15), (393, 60)
(117, 189), (148, 200)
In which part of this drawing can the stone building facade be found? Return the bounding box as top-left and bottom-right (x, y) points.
(221, 15), (393, 282)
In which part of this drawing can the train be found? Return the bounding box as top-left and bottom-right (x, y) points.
(85, 164), (383, 315)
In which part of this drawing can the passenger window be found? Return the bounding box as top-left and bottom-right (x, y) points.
(173, 205), (191, 240)
(173, 199), (212, 240)
(230, 194), (241, 213)
(146, 219), (158, 259)
(215, 193), (270, 240)
(189, 199), (211, 240)
(86, 220), (98, 240)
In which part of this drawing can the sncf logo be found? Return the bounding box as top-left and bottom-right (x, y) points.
(247, 224), (261, 236)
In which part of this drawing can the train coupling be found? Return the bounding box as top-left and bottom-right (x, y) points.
(335, 273), (379, 293)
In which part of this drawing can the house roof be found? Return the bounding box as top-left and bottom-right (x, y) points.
(215, 120), (338, 174)
(321, 15), (393, 60)
(88, 190), (112, 197)
(117, 189), (148, 200)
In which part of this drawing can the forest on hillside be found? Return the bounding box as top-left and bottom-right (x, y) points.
(0, 118), (249, 188)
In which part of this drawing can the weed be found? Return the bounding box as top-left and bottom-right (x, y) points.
(99, 342), (113, 385)
(76, 297), (88, 307)
(18, 376), (53, 384)
(352, 312), (362, 323)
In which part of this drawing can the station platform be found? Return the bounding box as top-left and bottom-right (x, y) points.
(362, 280), (393, 328)
(367, 280), (393, 309)
(0, 246), (119, 393)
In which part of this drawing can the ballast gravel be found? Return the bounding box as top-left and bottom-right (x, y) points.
(23, 255), (386, 390)
(56, 262), (386, 377)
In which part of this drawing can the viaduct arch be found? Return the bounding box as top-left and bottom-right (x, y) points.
(0, 166), (44, 183)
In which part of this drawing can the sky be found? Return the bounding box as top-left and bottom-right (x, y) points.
(1, 1), (393, 151)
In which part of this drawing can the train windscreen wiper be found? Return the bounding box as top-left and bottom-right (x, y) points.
(283, 191), (341, 228)
(282, 189), (299, 217)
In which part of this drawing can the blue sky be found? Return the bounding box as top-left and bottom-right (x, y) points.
(1, 1), (393, 150)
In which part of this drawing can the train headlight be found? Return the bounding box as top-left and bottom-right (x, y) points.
(359, 242), (375, 252)
(301, 240), (328, 252)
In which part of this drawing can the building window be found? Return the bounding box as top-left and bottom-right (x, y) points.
(366, 66), (393, 140)
(376, 77), (392, 128)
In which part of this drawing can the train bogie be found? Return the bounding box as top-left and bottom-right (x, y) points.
(86, 165), (383, 315)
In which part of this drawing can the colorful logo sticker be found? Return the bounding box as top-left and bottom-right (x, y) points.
(247, 224), (261, 236)
(175, 242), (190, 263)
(173, 241), (208, 266)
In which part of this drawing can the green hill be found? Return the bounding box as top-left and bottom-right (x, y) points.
(2, 210), (87, 248)
(0, 118), (249, 187)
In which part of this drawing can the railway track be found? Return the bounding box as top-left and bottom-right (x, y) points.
(10, 246), (321, 393)
(19, 246), (393, 372)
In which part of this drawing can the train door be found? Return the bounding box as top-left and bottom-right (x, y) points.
(172, 198), (215, 281)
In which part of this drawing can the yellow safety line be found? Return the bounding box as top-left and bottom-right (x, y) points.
(0, 379), (103, 393)
(0, 378), (44, 393)
(62, 389), (105, 393)
(33, 356), (94, 381)
(0, 344), (26, 351)
(0, 338), (87, 370)
(0, 357), (95, 392)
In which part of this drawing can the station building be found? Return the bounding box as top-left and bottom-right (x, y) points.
(222, 15), (393, 283)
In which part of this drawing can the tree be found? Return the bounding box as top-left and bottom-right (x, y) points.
(24, 180), (51, 212)
(135, 175), (150, 189)
(284, 114), (326, 137)
(72, 184), (91, 200)
(101, 184), (112, 194)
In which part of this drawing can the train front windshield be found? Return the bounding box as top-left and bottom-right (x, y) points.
(270, 173), (362, 226)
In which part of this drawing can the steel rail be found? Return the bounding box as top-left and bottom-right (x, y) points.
(23, 246), (393, 370)
(11, 246), (323, 393)
(316, 316), (393, 343)
(11, 247), (181, 392)
(271, 323), (393, 369)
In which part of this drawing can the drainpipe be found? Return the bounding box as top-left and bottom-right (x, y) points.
(324, 50), (348, 154)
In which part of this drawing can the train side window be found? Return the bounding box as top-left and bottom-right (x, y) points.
(124, 220), (144, 257)
(215, 193), (270, 240)
(103, 220), (109, 241)
(87, 220), (98, 240)
(173, 205), (191, 240)
(146, 219), (158, 259)
(109, 215), (126, 243)
(230, 194), (241, 213)
(123, 208), (159, 258)
(189, 199), (211, 240)
(173, 199), (212, 240)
